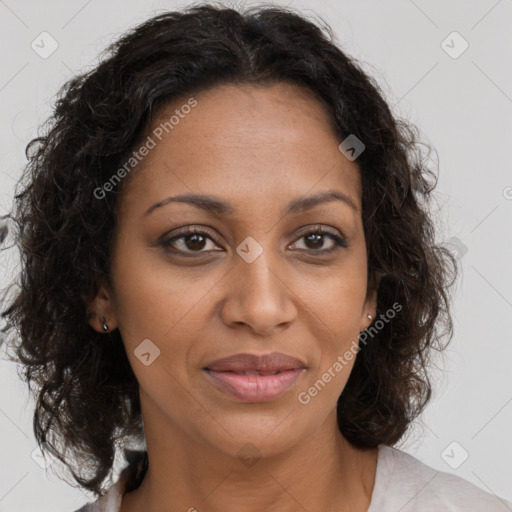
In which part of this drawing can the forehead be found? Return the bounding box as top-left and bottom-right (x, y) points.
(119, 82), (362, 218)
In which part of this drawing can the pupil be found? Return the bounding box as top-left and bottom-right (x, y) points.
(186, 234), (206, 251)
(306, 233), (323, 249)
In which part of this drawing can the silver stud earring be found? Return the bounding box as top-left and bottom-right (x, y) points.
(101, 317), (109, 333)
(367, 314), (373, 321)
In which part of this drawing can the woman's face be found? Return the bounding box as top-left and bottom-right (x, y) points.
(90, 81), (377, 459)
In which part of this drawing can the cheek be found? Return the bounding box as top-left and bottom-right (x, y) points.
(297, 265), (366, 391)
(111, 242), (212, 342)
(302, 267), (366, 333)
(111, 259), (222, 395)
(297, 289), (362, 411)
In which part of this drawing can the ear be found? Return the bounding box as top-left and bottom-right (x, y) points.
(87, 283), (118, 333)
(359, 271), (380, 332)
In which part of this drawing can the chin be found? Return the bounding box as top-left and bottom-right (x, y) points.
(192, 410), (312, 461)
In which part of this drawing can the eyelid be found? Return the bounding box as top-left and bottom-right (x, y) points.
(293, 223), (343, 239)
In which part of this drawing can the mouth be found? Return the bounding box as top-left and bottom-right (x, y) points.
(202, 352), (307, 403)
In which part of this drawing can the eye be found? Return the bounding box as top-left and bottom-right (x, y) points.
(159, 227), (222, 255)
(290, 227), (350, 253)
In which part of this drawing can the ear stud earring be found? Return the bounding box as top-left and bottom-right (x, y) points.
(367, 314), (373, 321)
(101, 317), (109, 333)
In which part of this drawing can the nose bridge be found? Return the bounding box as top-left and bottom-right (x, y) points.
(236, 236), (284, 302)
(223, 234), (296, 332)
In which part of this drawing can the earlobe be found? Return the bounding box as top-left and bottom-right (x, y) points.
(87, 284), (118, 333)
(360, 273), (380, 332)
(360, 310), (375, 334)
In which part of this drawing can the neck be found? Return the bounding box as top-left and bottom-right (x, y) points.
(120, 407), (378, 512)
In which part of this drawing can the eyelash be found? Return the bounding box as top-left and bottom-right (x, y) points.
(159, 225), (350, 256)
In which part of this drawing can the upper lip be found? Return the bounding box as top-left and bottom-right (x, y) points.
(204, 352), (307, 372)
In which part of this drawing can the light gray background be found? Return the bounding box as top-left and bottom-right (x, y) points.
(1, 0), (511, 510)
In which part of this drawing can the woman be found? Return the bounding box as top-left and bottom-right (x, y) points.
(2, 3), (510, 511)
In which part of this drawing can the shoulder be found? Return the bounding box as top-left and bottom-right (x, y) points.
(71, 464), (133, 512)
(72, 478), (124, 512)
(72, 450), (148, 512)
(368, 444), (512, 512)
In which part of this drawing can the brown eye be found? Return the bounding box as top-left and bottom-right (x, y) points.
(290, 228), (349, 253)
(159, 228), (222, 255)
(303, 232), (328, 250)
(181, 233), (208, 251)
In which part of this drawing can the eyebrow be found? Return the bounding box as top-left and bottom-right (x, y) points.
(143, 190), (358, 217)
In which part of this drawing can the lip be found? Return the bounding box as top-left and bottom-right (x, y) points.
(203, 352), (307, 372)
(203, 352), (307, 403)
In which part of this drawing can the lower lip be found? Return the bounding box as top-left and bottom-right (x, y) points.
(204, 368), (305, 402)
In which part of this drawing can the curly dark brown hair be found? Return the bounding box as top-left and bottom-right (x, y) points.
(0, 1), (457, 497)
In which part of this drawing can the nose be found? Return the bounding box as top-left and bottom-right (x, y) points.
(220, 248), (297, 336)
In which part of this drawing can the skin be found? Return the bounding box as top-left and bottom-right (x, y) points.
(88, 81), (379, 512)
